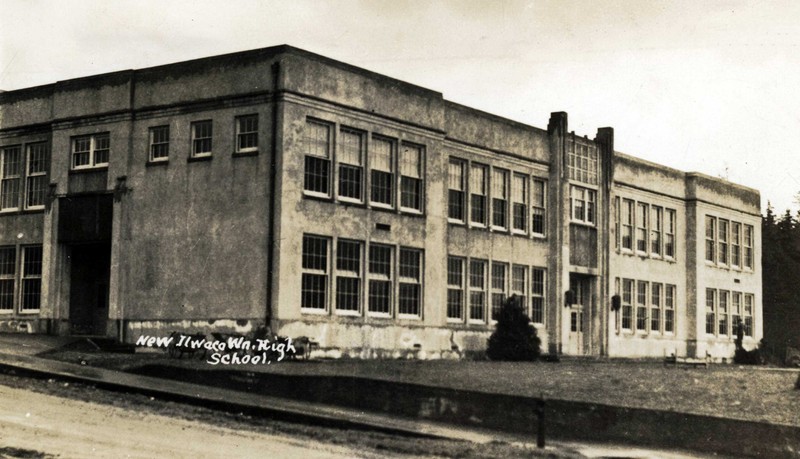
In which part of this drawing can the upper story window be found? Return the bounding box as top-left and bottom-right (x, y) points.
(731, 222), (741, 268)
(448, 159), (466, 222)
(469, 164), (488, 226)
(190, 121), (213, 158)
(399, 143), (423, 212)
(303, 120), (332, 197)
(570, 185), (595, 225)
(532, 179), (546, 236)
(743, 225), (754, 270)
(718, 219), (730, 266)
(664, 209), (676, 259)
(149, 126), (170, 162)
(235, 115), (258, 153)
(650, 206), (662, 256)
(25, 143), (47, 209)
(636, 202), (648, 253)
(621, 199), (634, 250)
(491, 168), (508, 230)
(705, 214), (754, 271)
(1, 146), (21, 211)
(705, 215), (716, 262)
(568, 142), (598, 185)
(370, 136), (394, 207)
(511, 173), (527, 233)
(72, 133), (109, 169)
(338, 128), (364, 202)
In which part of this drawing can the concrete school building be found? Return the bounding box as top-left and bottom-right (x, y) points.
(0, 45), (761, 359)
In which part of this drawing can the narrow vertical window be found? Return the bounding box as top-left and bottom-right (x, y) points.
(491, 169), (508, 230)
(705, 216), (716, 262)
(368, 245), (392, 315)
(490, 262), (507, 321)
(303, 121), (332, 196)
(370, 137), (394, 207)
(25, 143), (47, 209)
(400, 144), (423, 212)
(705, 288), (716, 335)
(732, 292), (742, 333)
(718, 290), (729, 336)
(665, 209), (676, 259)
(398, 248), (422, 317)
(718, 219), (729, 266)
(190, 121), (212, 157)
(335, 240), (361, 313)
(511, 265), (527, 314)
(531, 268), (545, 325)
(447, 159), (466, 222)
(621, 199), (634, 250)
(731, 222), (741, 268)
(532, 179), (546, 236)
(636, 281), (648, 331)
(338, 128), (364, 202)
(235, 115), (258, 153)
(621, 279), (633, 331)
(0, 247), (15, 312)
(72, 136), (91, 169)
(570, 185), (595, 225)
(1, 146), (21, 210)
(20, 245), (42, 312)
(511, 174), (527, 233)
(743, 225), (754, 270)
(446, 257), (465, 320)
(650, 206), (662, 256)
(636, 203), (648, 253)
(468, 259), (486, 322)
(470, 164), (487, 226)
(149, 126), (170, 162)
(664, 285), (675, 333)
(567, 142), (598, 185)
(744, 294), (754, 337)
(301, 235), (329, 311)
(651, 283), (661, 333)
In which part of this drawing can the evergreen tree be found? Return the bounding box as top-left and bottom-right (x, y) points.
(487, 295), (541, 361)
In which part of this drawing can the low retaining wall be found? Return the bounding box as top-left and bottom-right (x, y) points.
(134, 365), (800, 458)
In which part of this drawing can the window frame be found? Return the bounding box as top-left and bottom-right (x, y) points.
(71, 133), (109, 170)
(447, 159), (466, 224)
(664, 284), (675, 334)
(337, 127), (365, 204)
(531, 267), (546, 326)
(743, 225), (754, 270)
(19, 245), (42, 313)
(300, 234), (330, 314)
(0, 246), (15, 313)
(334, 239), (362, 316)
(235, 114), (259, 154)
(621, 279), (633, 332)
(705, 215), (716, 263)
(1, 145), (22, 211)
(570, 185), (596, 226)
(650, 206), (663, 257)
(718, 219), (729, 267)
(190, 120), (213, 158)
(148, 125), (170, 163)
(636, 202), (648, 254)
(398, 247), (423, 319)
(399, 143), (424, 214)
(469, 164), (488, 227)
(490, 261), (508, 322)
(367, 243), (393, 317)
(705, 288), (716, 335)
(664, 209), (676, 260)
(532, 178), (547, 237)
(303, 119), (333, 199)
(468, 259), (487, 323)
(490, 168), (509, 231)
(369, 135), (396, 209)
(621, 198), (634, 251)
(511, 173), (528, 234)
(446, 256), (465, 322)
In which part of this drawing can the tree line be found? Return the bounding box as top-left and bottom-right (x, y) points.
(762, 204), (800, 354)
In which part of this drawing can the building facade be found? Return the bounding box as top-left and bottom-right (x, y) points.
(0, 45), (762, 359)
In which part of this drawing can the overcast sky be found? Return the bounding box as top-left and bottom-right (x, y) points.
(2, 0), (798, 214)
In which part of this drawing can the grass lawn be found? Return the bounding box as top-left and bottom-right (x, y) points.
(42, 349), (800, 427)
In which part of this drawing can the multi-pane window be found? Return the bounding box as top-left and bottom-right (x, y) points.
(621, 199), (634, 250)
(446, 257), (465, 320)
(636, 281), (647, 331)
(1, 146), (21, 210)
(25, 143), (47, 209)
(338, 128), (364, 202)
(570, 185), (595, 225)
(335, 240), (361, 313)
(20, 246), (42, 312)
(718, 290), (729, 336)
(490, 262), (507, 321)
(531, 268), (545, 325)
(301, 235), (329, 311)
(732, 292), (742, 334)
(718, 219), (729, 265)
(651, 283), (661, 332)
(532, 179), (546, 236)
(398, 248), (422, 317)
(636, 203), (648, 252)
(491, 169), (508, 230)
(448, 160), (466, 222)
(705, 288), (716, 334)
(468, 259), (487, 322)
(731, 222), (741, 267)
(650, 206), (662, 256)
(370, 137), (394, 207)
(235, 115), (258, 153)
(0, 247), (14, 312)
(567, 142), (598, 185)
(665, 209), (676, 258)
(705, 216), (716, 262)
(304, 121), (331, 196)
(149, 126), (170, 162)
(72, 133), (109, 169)
(511, 265), (527, 314)
(511, 174), (527, 232)
(664, 285), (675, 333)
(400, 144), (423, 212)
(621, 279), (633, 330)
(190, 121), (212, 157)
(744, 225), (754, 270)
(470, 164), (488, 226)
(743, 294), (754, 336)
(368, 245), (392, 315)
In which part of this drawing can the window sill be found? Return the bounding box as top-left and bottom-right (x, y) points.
(300, 308), (329, 316)
(17, 310), (40, 315)
(398, 314), (422, 321)
(303, 191), (333, 202)
(367, 313), (392, 319)
(570, 220), (596, 228)
(334, 310), (361, 317)
(69, 166), (108, 175)
(233, 150), (259, 158)
(146, 160), (169, 167)
(187, 155), (212, 163)
(448, 218), (467, 226)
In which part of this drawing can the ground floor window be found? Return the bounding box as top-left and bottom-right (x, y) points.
(447, 257), (464, 320)
(531, 268), (545, 325)
(468, 259), (487, 322)
(301, 235), (329, 311)
(0, 247), (15, 312)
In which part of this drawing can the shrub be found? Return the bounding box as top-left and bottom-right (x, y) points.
(733, 347), (762, 365)
(486, 295), (541, 361)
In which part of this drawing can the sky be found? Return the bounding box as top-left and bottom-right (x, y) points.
(1, 0), (799, 214)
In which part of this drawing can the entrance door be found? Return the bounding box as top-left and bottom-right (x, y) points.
(69, 243), (110, 335)
(566, 274), (591, 355)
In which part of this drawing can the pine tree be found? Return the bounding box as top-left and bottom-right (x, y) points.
(486, 295), (541, 361)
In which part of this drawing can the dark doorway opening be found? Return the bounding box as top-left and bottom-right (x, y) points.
(69, 243), (111, 336)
